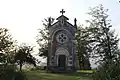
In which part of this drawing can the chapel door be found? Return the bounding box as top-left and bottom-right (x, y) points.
(58, 55), (66, 67)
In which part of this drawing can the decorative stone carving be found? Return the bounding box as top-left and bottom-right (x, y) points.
(55, 47), (69, 56)
(56, 33), (68, 43)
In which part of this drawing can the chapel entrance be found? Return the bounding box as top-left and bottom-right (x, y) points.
(58, 55), (66, 67)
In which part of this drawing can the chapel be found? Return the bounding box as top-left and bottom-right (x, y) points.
(47, 9), (77, 72)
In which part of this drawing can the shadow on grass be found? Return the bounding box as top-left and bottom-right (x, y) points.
(63, 71), (93, 77)
(51, 70), (93, 79)
(25, 70), (93, 80)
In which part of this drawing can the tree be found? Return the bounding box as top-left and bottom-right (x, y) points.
(0, 28), (26, 80)
(14, 43), (36, 71)
(0, 28), (16, 64)
(36, 17), (54, 71)
(86, 4), (119, 63)
(36, 17), (54, 58)
(76, 25), (92, 70)
(85, 4), (120, 80)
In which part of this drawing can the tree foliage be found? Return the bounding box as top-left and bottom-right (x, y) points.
(0, 28), (13, 51)
(14, 43), (36, 71)
(0, 28), (27, 80)
(76, 25), (92, 69)
(87, 4), (120, 80)
(86, 4), (119, 62)
(0, 28), (16, 64)
(36, 17), (54, 58)
(93, 60), (120, 80)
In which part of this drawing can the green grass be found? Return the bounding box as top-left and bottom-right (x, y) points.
(24, 70), (93, 80)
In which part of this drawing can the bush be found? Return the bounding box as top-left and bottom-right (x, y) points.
(93, 60), (120, 80)
(0, 64), (27, 80)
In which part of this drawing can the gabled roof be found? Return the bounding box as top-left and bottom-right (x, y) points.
(56, 15), (69, 20)
(49, 15), (75, 29)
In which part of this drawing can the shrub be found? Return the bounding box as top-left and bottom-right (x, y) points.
(93, 60), (120, 80)
(0, 64), (27, 80)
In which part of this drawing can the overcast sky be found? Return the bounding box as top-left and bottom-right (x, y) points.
(0, 0), (120, 45)
(0, 0), (120, 65)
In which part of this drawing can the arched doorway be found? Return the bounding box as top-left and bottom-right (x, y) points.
(55, 47), (69, 68)
(58, 55), (66, 67)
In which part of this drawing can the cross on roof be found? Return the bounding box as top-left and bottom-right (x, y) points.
(60, 9), (65, 15)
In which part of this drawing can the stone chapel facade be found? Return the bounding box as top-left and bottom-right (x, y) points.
(47, 9), (77, 72)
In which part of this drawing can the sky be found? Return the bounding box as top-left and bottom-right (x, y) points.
(0, 0), (120, 67)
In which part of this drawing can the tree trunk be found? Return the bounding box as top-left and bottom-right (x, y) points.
(78, 56), (82, 70)
(19, 63), (22, 71)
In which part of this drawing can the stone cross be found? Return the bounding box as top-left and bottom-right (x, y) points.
(60, 9), (65, 15)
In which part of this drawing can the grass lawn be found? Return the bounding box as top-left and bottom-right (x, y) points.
(24, 70), (93, 80)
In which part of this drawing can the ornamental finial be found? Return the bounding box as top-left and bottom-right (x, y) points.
(60, 9), (65, 15)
